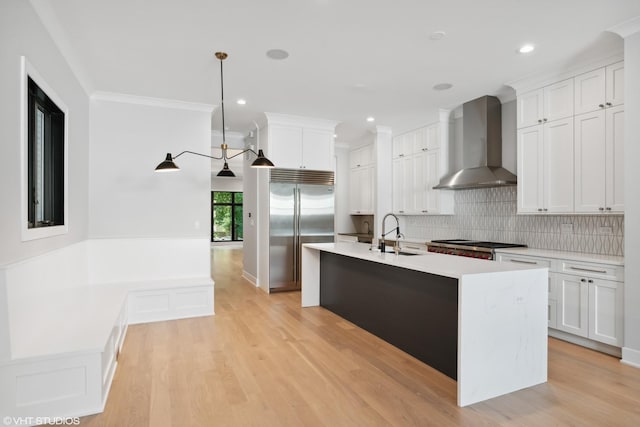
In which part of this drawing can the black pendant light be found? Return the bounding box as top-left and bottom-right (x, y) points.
(154, 52), (275, 175)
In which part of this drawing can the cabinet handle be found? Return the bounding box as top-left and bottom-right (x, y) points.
(421, 210), (428, 213)
(606, 207), (612, 211)
(588, 279), (594, 283)
(422, 148), (428, 151)
(599, 104), (605, 108)
(509, 259), (538, 265)
(399, 210), (405, 213)
(580, 278), (586, 282)
(399, 154), (404, 157)
(543, 118), (548, 122)
(538, 208), (543, 212)
(357, 164), (361, 167)
(538, 119), (542, 123)
(569, 266), (607, 274)
(606, 102), (612, 107)
(543, 208), (548, 212)
(599, 207), (604, 211)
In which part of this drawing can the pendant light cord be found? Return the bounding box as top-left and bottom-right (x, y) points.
(219, 54), (227, 160)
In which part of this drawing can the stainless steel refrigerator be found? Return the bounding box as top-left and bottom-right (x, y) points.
(269, 169), (335, 292)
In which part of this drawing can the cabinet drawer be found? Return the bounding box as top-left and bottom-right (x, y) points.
(559, 261), (623, 281)
(497, 254), (552, 269)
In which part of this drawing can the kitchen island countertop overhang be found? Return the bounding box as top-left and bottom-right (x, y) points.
(301, 242), (549, 407)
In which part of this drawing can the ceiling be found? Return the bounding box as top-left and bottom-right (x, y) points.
(31, 0), (640, 144)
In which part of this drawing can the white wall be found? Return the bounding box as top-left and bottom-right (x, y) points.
(211, 176), (243, 192)
(622, 29), (640, 366)
(0, 0), (90, 265)
(242, 132), (259, 282)
(89, 95), (213, 239)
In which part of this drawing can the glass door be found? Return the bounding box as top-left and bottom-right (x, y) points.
(211, 191), (243, 242)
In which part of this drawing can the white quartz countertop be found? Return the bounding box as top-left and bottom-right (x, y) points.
(494, 247), (624, 266)
(304, 242), (546, 279)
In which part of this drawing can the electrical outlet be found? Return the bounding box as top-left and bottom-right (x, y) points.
(599, 225), (613, 234)
(561, 223), (573, 234)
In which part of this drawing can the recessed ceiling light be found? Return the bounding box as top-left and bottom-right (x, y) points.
(429, 31), (446, 41)
(366, 116), (375, 123)
(236, 99), (246, 105)
(519, 44), (535, 54)
(433, 83), (453, 91)
(266, 49), (289, 60)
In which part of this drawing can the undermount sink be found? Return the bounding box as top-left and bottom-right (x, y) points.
(384, 250), (422, 256)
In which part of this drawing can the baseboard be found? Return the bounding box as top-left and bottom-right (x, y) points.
(127, 285), (214, 324)
(621, 347), (640, 368)
(548, 329), (621, 357)
(242, 270), (257, 286)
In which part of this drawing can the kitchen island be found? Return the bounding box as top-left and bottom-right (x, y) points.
(301, 242), (549, 407)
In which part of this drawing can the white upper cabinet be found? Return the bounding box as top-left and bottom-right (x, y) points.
(264, 113), (337, 171)
(349, 143), (375, 214)
(574, 62), (624, 115)
(606, 61), (625, 107)
(517, 78), (573, 128)
(605, 106), (624, 212)
(517, 117), (574, 214)
(392, 117), (453, 215)
(574, 106), (624, 213)
(515, 60), (624, 215)
(350, 144), (374, 169)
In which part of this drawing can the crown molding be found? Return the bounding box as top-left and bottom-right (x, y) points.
(91, 91), (215, 113)
(608, 16), (640, 38)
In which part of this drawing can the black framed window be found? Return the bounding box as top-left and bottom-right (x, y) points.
(27, 77), (65, 229)
(211, 191), (243, 242)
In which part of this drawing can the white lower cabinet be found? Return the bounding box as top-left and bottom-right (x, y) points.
(588, 278), (624, 346)
(555, 272), (589, 337)
(497, 252), (624, 348)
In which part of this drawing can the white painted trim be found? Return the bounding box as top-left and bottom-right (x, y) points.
(20, 56), (70, 242)
(91, 91), (215, 113)
(622, 347), (640, 368)
(264, 112), (339, 130)
(608, 16), (640, 39)
(242, 270), (257, 286)
(506, 53), (624, 94)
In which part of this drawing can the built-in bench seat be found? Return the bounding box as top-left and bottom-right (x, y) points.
(0, 238), (214, 426)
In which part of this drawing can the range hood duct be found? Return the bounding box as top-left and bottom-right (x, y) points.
(433, 95), (517, 190)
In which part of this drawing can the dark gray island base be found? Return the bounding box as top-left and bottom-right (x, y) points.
(320, 251), (458, 379)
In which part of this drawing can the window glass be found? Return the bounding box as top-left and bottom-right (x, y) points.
(211, 191), (243, 242)
(27, 77), (65, 229)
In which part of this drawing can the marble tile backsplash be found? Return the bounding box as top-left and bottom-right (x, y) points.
(403, 186), (624, 256)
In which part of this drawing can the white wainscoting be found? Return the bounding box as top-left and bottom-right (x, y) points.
(0, 237), (214, 426)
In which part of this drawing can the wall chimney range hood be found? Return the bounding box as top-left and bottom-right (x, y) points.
(434, 96), (517, 190)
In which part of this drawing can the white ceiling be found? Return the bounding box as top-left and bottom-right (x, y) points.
(31, 0), (640, 143)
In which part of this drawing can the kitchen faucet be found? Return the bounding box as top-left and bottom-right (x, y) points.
(380, 213), (401, 253)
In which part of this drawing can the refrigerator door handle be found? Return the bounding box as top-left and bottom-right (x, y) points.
(295, 187), (302, 283)
(292, 187), (298, 281)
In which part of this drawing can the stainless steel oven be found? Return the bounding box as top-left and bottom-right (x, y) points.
(426, 239), (526, 260)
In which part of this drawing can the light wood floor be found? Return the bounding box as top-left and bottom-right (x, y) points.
(80, 247), (640, 426)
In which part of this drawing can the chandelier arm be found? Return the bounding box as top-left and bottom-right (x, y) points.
(173, 150), (224, 160)
(226, 148), (258, 160)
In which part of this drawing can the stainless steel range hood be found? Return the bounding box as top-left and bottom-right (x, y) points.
(434, 96), (516, 190)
